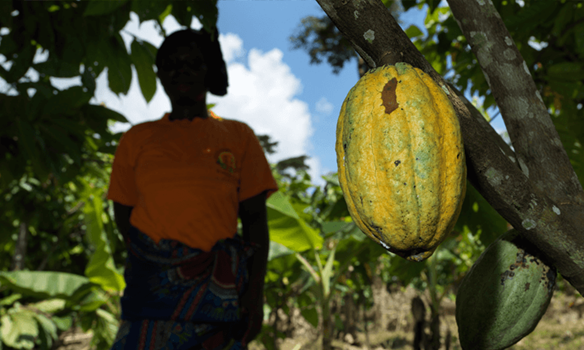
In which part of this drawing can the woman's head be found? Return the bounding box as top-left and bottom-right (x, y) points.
(156, 28), (228, 97)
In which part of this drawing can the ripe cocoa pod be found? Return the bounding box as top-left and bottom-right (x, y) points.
(456, 229), (556, 350)
(336, 62), (466, 262)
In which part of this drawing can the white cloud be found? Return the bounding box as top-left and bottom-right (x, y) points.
(315, 97), (334, 116)
(219, 33), (245, 63)
(208, 37), (314, 167)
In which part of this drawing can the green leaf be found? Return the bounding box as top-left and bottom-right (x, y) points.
(4, 42), (35, 84)
(51, 315), (72, 331)
(107, 34), (133, 95)
(454, 181), (507, 247)
(38, 124), (83, 164)
(405, 25), (424, 39)
(83, 104), (129, 124)
(130, 39), (157, 103)
(547, 62), (584, 81)
(31, 299), (66, 314)
(503, 1), (557, 32)
(34, 313), (57, 350)
(0, 271), (90, 299)
(268, 241), (295, 261)
(267, 191), (323, 252)
(42, 86), (92, 116)
(552, 4), (574, 37)
(0, 294), (22, 306)
(159, 4), (173, 25)
(301, 306), (319, 328)
(190, 0), (219, 34)
(321, 221), (349, 235)
(78, 287), (108, 312)
(574, 22), (584, 55)
(81, 181), (126, 292)
(16, 116), (47, 180)
(387, 254), (427, 286)
(131, 0), (171, 23)
(0, 311), (38, 349)
(321, 244), (336, 297)
(84, 0), (129, 16)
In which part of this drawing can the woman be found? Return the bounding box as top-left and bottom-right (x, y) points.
(107, 27), (278, 350)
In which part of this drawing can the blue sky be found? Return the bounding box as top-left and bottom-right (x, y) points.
(1, 0), (508, 186)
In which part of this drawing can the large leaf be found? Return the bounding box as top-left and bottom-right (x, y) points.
(81, 180), (125, 292)
(83, 0), (129, 16)
(267, 191), (323, 252)
(106, 34), (133, 95)
(0, 271), (90, 299)
(4, 41), (35, 84)
(131, 0), (171, 23)
(1, 310), (38, 349)
(42, 86), (92, 116)
(130, 39), (157, 103)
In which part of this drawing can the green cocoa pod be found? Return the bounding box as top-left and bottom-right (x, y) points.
(455, 229), (556, 350)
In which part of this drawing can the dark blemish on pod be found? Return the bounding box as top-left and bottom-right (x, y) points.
(395, 160), (401, 166)
(510, 272), (515, 277)
(404, 183), (407, 186)
(525, 283), (530, 291)
(510, 265), (516, 270)
(381, 78), (399, 115)
(457, 153), (460, 159)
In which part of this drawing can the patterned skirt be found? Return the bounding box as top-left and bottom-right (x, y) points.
(110, 225), (256, 350)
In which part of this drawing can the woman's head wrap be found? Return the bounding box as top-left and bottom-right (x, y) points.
(156, 27), (228, 96)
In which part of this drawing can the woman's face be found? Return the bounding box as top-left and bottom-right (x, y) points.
(157, 43), (208, 105)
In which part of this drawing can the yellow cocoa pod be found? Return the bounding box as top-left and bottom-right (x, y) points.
(336, 62), (466, 262)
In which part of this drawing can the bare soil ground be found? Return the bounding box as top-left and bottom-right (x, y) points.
(262, 286), (584, 350)
(54, 286), (583, 350)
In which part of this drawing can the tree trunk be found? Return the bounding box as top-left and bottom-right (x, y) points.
(428, 304), (441, 350)
(370, 259), (389, 330)
(315, 0), (584, 295)
(322, 299), (333, 350)
(411, 296), (427, 350)
(11, 221), (28, 271)
(342, 292), (357, 340)
(361, 298), (371, 350)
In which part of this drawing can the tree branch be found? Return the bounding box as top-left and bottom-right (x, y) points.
(315, 0), (584, 294)
(446, 0), (584, 206)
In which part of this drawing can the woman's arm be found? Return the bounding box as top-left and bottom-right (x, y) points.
(113, 201), (133, 241)
(239, 191), (269, 291)
(238, 191), (269, 340)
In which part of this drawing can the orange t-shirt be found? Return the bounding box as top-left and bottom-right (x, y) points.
(107, 111), (278, 251)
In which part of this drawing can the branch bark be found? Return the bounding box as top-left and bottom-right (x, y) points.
(315, 0), (584, 294)
(446, 0), (584, 207)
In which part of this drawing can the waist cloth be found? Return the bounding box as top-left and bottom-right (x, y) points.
(110, 224), (256, 350)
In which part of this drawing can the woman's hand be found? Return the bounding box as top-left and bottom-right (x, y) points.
(240, 288), (264, 342)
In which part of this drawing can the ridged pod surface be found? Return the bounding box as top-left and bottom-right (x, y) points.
(456, 229), (557, 350)
(336, 62), (466, 262)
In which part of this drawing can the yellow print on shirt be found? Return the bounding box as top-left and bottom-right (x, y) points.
(216, 150), (236, 174)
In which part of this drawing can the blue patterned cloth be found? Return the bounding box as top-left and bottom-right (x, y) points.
(110, 225), (256, 350)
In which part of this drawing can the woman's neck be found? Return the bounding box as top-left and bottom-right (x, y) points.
(169, 94), (208, 121)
